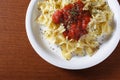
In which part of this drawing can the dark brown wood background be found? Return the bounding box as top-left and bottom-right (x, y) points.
(0, 0), (120, 80)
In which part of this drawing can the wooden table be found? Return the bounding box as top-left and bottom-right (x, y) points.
(0, 0), (120, 80)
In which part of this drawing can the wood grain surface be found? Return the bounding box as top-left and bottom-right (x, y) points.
(0, 0), (120, 80)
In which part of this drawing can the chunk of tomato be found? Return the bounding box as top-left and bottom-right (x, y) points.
(68, 23), (80, 40)
(63, 4), (73, 11)
(52, 10), (63, 24)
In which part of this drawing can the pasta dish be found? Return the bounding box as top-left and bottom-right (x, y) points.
(36, 0), (113, 60)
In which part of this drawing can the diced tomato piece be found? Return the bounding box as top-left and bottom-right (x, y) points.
(74, 0), (84, 11)
(78, 15), (82, 20)
(81, 11), (91, 29)
(63, 12), (68, 21)
(77, 21), (82, 28)
(52, 10), (63, 24)
(63, 4), (73, 11)
(68, 23), (80, 40)
(82, 10), (91, 17)
(82, 16), (90, 29)
(82, 20), (87, 29)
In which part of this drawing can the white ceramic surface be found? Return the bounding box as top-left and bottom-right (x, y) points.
(26, 0), (120, 70)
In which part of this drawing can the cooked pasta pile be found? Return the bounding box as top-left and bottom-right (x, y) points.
(37, 0), (113, 60)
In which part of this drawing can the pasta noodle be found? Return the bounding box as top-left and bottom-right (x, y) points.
(37, 0), (113, 60)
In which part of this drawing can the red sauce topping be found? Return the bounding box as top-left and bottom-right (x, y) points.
(52, 0), (91, 41)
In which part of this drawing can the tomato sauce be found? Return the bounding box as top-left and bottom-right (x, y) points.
(52, 0), (91, 41)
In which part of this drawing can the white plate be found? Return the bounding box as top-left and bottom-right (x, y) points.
(26, 0), (120, 70)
